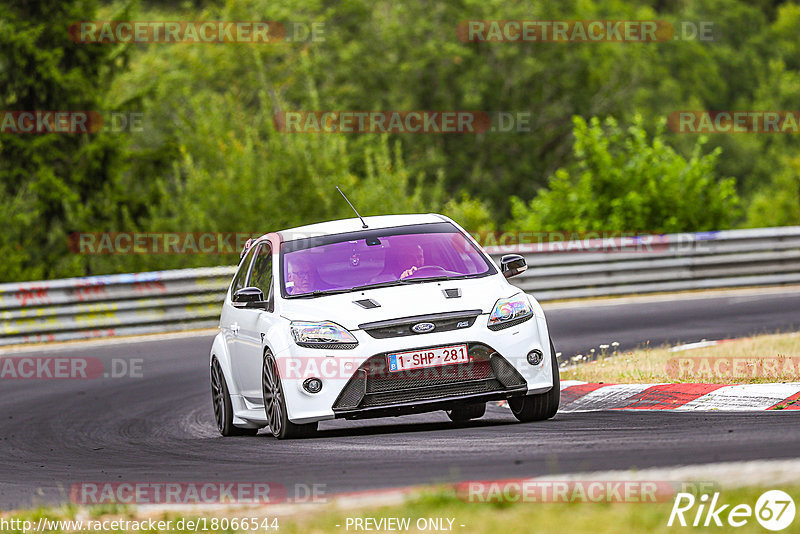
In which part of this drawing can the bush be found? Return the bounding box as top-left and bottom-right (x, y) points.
(508, 115), (740, 234)
(745, 156), (800, 228)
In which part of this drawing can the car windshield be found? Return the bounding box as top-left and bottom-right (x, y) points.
(281, 223), (494, 297)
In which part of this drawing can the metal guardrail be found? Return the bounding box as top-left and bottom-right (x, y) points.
(1, 226), (799, 346)
(0, 268), (235, 346)
(487, 226), (800, 300)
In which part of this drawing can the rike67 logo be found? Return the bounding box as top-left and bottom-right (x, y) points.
(668, 490), (795, 531)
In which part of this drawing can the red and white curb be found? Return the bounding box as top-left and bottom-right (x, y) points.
(558, 380), (800, 411)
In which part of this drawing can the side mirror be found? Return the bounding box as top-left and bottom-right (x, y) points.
(232, 286), (265, 308)
(500, 254), (527, 279)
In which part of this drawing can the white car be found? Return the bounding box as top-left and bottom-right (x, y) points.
(209, 214), (559, 439)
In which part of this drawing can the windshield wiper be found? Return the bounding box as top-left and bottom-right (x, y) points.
(349, 280), (411, 292)
(402, 275), (452, 283)
(288, 275), (467, 297)
(286, 288), (352, 298)
(288, 281), (410, 298)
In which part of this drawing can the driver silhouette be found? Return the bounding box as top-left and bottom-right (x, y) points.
(287, 256), (316, 294)
(397, 244), (425, 279)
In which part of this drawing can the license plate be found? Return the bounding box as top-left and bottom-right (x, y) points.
(387, 344), (469, 372)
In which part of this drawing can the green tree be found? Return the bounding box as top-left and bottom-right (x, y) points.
(745, 156), (800, 228)
(91, 3), (494, 274)
(508, 116), (739, 233)
(6, 0), (800, 282)
(0, 0), (135, 281)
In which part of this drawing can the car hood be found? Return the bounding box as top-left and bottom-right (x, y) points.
(279, 275), (519, 330)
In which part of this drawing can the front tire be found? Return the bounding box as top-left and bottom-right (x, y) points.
(262, 350), (318, 439)
(509, 338), (560, 422)
(446, 403), (486, 422)
(210, 358), (258, 436)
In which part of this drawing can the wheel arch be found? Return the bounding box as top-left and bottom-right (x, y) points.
(209, 332), (238, 396)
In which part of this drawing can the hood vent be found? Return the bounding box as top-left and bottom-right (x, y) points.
(442, 288), (462, 299)
(354, 298), (381, 309)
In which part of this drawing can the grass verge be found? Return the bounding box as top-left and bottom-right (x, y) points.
(560, 331), (800, 384)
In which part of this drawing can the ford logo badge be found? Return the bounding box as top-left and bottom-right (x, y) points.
(411, 322), (435, 333)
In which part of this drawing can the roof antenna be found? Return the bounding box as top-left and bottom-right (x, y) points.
(336, 186), (368, 228)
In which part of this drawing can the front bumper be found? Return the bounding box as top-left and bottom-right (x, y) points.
(332, 342), (527, 418)
(274, 312), (554, 424)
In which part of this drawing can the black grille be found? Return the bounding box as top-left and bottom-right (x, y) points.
(360, 379), (503, 407)
(360, 309), (481, 339)
(335, 369), (367, 409)
(490, 356), (526, 387)
(332, 342), (526, 412)
(487, 314), (533, 331)
(295, 342), (358, 350)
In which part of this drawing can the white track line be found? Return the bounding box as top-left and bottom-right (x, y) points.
(677, 383), (800, 411)
(559, 384), (656, 412)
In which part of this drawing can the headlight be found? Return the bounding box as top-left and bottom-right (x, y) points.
(488, 294), (533, 331)
(290, 321), (358, 348)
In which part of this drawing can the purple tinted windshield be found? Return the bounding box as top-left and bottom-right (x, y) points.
(282, 229), (492, 296)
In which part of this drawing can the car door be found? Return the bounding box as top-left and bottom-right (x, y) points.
(221, 244), (257, 393)
(234, 241), (276, 402)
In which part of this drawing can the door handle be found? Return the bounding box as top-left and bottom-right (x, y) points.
(230, 323), (240, 335)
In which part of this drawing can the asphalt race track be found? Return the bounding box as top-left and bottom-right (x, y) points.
(2, 289), (800, 509)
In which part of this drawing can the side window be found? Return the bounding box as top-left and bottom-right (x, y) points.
(231, 245), (257, 294)
(250, 243), (273, 296)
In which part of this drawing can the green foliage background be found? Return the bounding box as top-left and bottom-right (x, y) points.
(1, 0), (799, 281)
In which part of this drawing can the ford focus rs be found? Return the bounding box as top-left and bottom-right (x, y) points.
(209, 214), (560, 439)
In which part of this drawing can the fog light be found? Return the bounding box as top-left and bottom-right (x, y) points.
(303, 378), (323, 393)
(527, 349), (543, 365)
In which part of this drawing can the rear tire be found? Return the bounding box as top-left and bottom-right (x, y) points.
(446, 403), (486, 422)
(210, 358), (258, 436)
(262, 350), (318, 439)
(509, 338), (560, 422)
